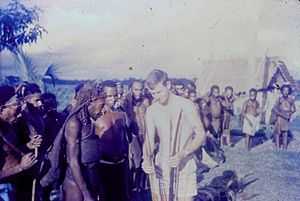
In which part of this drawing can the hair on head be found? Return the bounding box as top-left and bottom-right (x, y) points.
(145, 69), (168, 90)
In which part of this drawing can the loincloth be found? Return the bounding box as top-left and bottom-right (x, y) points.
(243, 114), (260, 136)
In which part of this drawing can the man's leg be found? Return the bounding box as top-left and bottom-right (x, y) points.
(275, 133), (280, 150)
(245, 134), (248, 149)
(63, 177), (83, 201)
(248, 136), (252, 151)
(226, 130), (232, 146)
(245, 134), (251, 151)
(82, 163), (104, 200)
(283, 131), (288, 150)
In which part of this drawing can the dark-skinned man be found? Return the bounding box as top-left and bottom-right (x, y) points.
(0, 85), (39, 201)
(94, 80), (131, 201)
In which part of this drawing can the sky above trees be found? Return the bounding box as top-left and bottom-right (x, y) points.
(1, 0), (300, 79)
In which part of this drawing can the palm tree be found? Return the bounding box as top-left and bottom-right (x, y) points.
(0, 0), (46, 81)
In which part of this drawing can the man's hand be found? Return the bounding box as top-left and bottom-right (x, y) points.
(27, 135), (43, 150)
(142, 159), (155, 174)
(169, 151), (186, 168)
(19, 153), (37, 170)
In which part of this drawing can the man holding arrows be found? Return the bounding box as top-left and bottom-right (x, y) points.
(142, 69), (206, 201)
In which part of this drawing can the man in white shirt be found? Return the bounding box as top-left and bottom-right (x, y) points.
(142, 69), (206, 201)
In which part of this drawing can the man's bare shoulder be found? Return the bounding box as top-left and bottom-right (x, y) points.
(173, 94), (195, 108)
(64, 116), (80, 137)
(65, 116), (79, 127)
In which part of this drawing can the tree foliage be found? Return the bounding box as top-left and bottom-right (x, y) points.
(0, 0), (46, 51)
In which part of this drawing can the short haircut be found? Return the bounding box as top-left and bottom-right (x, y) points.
(249, 88), (257, 94)
(130, 79), (144, 89)
(210, 85), (220, 93)
(280, 84), (292, 95)
(225, 86), (233, 91)
(145, 69), (168, 89)
(75, 81), (103, 105)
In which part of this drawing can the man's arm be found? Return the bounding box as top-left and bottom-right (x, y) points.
(241, 100), (248, 118)
(180, 102), (206, 158)
(142, 109), (156, 173)
(0, 152), (37, 180)
(65, 118), (94, 200)
(290, 98), (296, 114)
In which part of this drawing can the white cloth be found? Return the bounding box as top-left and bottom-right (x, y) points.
(242, 114), (260, 136)
(144, 93), (202, 197)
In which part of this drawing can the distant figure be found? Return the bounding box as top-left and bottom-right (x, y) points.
(271, 85), (296, 150)
(241, 89), (260, 151)
(221, 86), (235, 146)
(195, 98), (210, 132)
(205, 85), (223, 144)
(173, 80), (185, 97)
(188, 90), (198, 102)
(115, 82), (126, 111)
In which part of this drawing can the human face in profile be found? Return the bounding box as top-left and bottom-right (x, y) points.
(88, 98), (105, 120)
(26, 93), (43, 109)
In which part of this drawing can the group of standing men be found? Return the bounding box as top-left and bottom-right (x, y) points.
(0, 69), (297, 201)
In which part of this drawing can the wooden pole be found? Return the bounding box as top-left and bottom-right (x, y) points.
(169, 110), (183, 201)
(144, 117), (167, 201)
(261, 56), (271, 124)
(31, 147), (38, 201)
(28, 124), (40, 201)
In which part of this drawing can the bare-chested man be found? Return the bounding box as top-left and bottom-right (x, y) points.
(123, 80), (150, 192)
(271, 85), (296, 150)
(241, 88), (260, 151)
(195, 98), (210, 132)
(0, 85), (39, 201)
(94, 80), (131, 201)
(62, 82), (105, 201)
(13, 83), (44, 201)
(205, 85), (223, 144)
(221, 86), (235, 146)
(142, 69), (206, 201)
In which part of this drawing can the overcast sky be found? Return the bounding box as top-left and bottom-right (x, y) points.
(1, 0), (300, 79)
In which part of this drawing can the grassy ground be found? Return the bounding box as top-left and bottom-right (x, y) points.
(199, 116), (300, 201)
